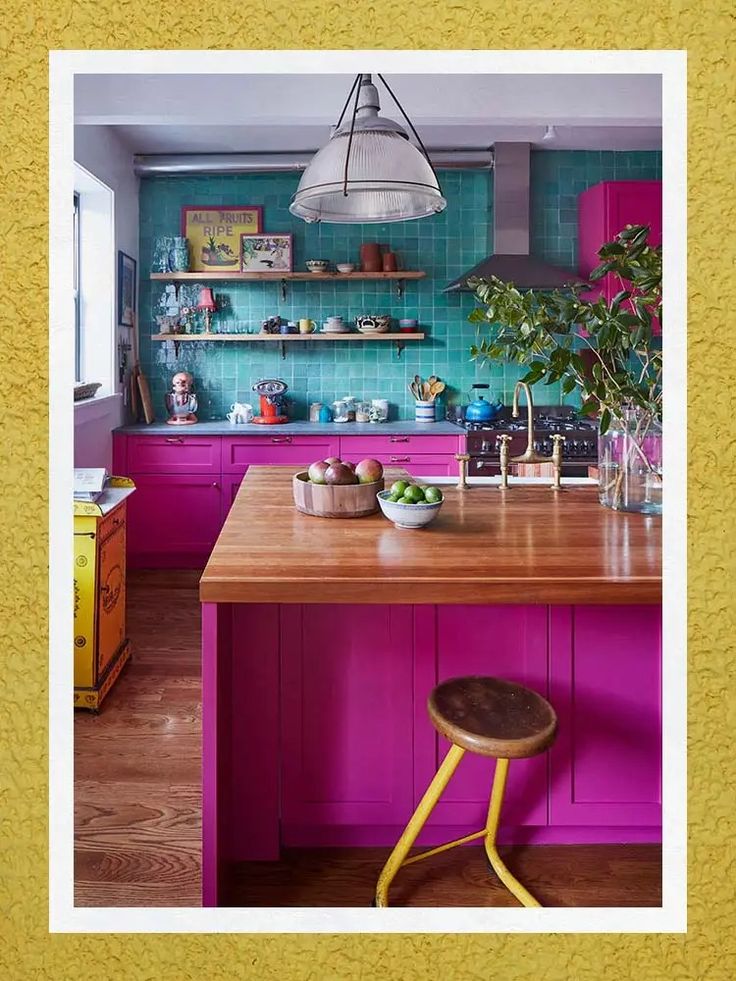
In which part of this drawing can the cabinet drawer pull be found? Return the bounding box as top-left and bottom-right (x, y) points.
(211, 481), (219, 488)
(390, 455), (411, 463)
(389, 436), (410, 443)
(270, 436), (292, 444)
(164, 437), (184, 444)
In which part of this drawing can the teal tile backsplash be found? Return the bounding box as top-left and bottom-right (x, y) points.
(139, 150), (661, 421)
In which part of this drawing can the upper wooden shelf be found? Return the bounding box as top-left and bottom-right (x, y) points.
(150, 270), (425, 282)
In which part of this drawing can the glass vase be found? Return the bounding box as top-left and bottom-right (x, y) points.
(597, 407), (662, 515)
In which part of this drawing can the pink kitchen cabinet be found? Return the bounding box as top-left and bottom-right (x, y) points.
(368, 453), (459, 477)
(578, 180), (662, 333)
(126, 473), (223, 569)
(117, 434), (221, 474)
(222, 434), (340, 474)
(221, 473), (244, 520)
(413, 606), (550, 836)
(339, 434), (462, 457)
(549, 605), (661, 827)
(279, 604), (415, 843)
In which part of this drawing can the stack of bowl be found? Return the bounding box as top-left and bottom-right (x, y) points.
(356, 315), (392, 334)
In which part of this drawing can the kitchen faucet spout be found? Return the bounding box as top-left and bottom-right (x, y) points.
(511, 381), (544, 464)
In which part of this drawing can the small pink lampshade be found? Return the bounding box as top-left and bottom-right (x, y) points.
(197, 287), (217, 311)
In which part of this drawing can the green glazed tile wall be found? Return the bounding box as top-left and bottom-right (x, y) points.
(138, 150), (661, 420)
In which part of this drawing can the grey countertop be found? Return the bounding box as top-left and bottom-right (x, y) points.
(114, 420), (463, 436)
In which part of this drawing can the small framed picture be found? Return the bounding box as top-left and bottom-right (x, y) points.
(182, 205), (262, 272)
(240, 233), (293, 273)
(117, 251), (137, 326)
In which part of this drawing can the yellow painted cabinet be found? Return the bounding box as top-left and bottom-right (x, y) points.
(74, 482), (134, 709)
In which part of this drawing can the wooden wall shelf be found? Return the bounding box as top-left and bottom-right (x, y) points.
(152, 332), (426, 360)
(150, 271), (425, 282)
(150, 270), (425, 300)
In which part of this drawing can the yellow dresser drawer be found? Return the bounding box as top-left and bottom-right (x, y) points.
(73, 481), (134, 710)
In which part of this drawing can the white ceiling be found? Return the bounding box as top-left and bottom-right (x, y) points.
(74, 74), (662, 154)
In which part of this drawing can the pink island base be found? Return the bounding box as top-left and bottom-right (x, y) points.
(202, 602), (661, 907)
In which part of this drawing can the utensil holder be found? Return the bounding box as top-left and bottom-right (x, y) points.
(415, 400), (436, 423)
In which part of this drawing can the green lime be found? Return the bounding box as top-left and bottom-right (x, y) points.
(387, 492), (402, 502)
(404, 484), (425, 503)
(390, 480), (408, 497)
(397, 496), (416, 505)
(424, 486), (443, 504)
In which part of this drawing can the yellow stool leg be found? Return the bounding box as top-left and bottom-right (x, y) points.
(375, 743), (465, 907)
(483, 757), (541, 907)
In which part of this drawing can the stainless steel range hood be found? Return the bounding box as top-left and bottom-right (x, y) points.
(443, 143), (587, 292)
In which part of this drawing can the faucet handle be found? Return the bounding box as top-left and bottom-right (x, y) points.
(550, 434), (565, 491)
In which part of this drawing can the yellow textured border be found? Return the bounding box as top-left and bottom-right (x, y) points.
(2, 1), (734, 976)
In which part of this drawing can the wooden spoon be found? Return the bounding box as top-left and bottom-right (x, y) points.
(429, 380), (446, 401)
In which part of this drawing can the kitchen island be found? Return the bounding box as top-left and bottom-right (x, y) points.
(200, 466), (662, 906)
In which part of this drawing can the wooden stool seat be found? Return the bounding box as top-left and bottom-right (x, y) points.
(427, 675), (557, 759)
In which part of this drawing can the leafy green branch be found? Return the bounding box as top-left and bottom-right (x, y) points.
(467, 224), (662, 434)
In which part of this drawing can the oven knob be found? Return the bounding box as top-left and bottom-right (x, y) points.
(481, 439), (491, 453)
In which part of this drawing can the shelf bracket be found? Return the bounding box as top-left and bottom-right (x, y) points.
(395, 340), (405, 359)
(396, 279), (405, 300)
(280, 278), (288, 302)
(279, 339), (286, 360)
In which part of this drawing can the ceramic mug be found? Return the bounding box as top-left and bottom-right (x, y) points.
(229, 402), (253, 423)
(299, 318), (316, 334)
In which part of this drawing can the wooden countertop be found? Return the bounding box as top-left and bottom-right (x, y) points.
(199, 467), (661, 605)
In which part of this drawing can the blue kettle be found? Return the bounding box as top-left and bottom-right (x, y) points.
(465, 384), (504, 423)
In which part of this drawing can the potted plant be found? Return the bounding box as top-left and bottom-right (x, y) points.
(467, 225), (662, 513)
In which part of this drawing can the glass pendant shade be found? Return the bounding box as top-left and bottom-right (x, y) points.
(289, 76), (447, 224)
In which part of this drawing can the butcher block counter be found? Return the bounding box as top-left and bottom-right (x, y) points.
(200, 466), (662, 907)
(200, 466), (661, 606)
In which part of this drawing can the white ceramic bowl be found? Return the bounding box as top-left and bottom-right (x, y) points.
(336, 263), (355, 273)
(376, 490), (443, 529)
(306, 260), (329, 273)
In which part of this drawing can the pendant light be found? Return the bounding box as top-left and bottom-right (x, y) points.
(289, 74), (447, 224)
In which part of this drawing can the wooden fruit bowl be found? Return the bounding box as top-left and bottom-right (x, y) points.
(293, 472), (384, 518)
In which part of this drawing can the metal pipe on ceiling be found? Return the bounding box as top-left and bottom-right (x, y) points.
(132, 149), (493, 176)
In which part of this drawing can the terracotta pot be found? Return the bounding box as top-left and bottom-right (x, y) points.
(382, 251), (398, 272)
(360, 242), (382, 272)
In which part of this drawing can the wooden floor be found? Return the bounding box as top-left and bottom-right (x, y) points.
(74, 571), (661, 908)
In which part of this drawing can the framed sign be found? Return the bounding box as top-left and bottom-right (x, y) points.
(240, 233), (293, 273)
(181, 206), (263, 272)
(117, 251), (136, 326)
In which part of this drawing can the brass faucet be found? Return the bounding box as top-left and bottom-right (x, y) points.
(510, 381), (565, 490)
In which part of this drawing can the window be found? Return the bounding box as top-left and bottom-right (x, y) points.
(73, 192), (81, 383)
(73, 164), (115, 393)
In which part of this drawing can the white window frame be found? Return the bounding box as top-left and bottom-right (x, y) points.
(73, 163), (116, 395)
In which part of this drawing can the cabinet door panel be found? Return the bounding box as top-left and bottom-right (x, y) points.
(281, 605), (414, 831)
(124, 436), (221, 474)
(340, 435), (460, 456)
(222, 435), (340, 473)
(549, 605), (661, 827)
(126, 474), (222, 568)
(365, 453), (458, 477)
(416, 606), (549, 829)
(221, 473), (244, 520)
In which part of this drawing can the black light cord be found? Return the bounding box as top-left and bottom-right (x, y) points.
(377, 73), (443, 191)
(342, 75), (363, 197)
(334, 73), (362, 133)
